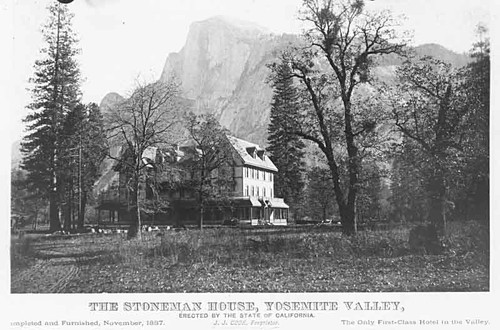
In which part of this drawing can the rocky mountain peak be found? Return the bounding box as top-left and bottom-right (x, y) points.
(159, 17), (288, 145)
(197, 15), (270, 35)
(99, 92), (125, 114)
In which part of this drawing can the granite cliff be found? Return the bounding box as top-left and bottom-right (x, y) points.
(157, 16), (298, 145)
(100, 16), (469, 147)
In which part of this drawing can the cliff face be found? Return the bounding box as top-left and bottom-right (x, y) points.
(159, 16), (295, 146)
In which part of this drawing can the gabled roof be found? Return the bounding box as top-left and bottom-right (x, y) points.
(226, 135), (278, 172)
(142, 146), (158, 167)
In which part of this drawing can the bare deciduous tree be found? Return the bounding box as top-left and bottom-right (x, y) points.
(184, 113), (235, 230)
(106, 80), (179, 238)
(270, 0), (405, 235)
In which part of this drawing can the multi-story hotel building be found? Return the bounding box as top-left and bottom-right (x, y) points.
(95, 135), (289, 226)
(226, 135), (289, 225)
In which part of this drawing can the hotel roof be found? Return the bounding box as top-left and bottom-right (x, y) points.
(226, 135), (278, 172)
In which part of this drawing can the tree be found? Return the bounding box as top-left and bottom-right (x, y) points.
(451, 25), (489, 224)
(386, 56), (469, 233)
(269, 0), (404, 235)
(356, 162), (383, 223)
(267, 59), (306, 222)
(21, 3), (81, 232)
(383, 24), (490, 234)
(59, 102), (107, 231)
(184, 113), (235, 229)
(11, 169), (48, 230)
(305, 167), (336, 222)
(106, 81), (179, 238)
(389, 141), (428, 224)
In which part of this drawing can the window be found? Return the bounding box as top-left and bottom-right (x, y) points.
(271, 173), (273, 182)
(251, 186), (254, 196)
(270, 188), (273, 198)
(263, 187), (266, 197)
(244, 185), (248, 196)
(245, 167), (248, 178)
(251, 168), (254, 179)
(257, 170), (260, 180)
(257, 187), (260, 197)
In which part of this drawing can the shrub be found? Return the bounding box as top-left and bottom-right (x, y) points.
(11, 236), (35, 270)
(444, 221), (489, 255)
(408, 224), (443, 255)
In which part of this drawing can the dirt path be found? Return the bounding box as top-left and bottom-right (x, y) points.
(11, 237), (83, 293)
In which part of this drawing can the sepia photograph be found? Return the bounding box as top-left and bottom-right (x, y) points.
(3, 0), (496, 328)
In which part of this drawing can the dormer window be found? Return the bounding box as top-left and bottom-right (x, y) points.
(257, 149), (265, 160)
(246, 147), (257, 158)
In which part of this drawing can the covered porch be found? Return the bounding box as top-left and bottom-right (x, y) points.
(231, 197), (289, 226)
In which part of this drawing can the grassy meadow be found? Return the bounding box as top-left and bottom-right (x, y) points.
(11, 221), (489, 293)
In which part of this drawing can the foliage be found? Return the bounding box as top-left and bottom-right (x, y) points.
(11, 236), (36, 271)
(356, 162), (383, 223)
(269, 0), (405, 234)
(11, 170), (48, 230)
(389, 145), (428, 223)
(59, 102), (107, 230)
(304, 166), (336, 221)
(452, 26), (489, 224)
(385, 35), (489, 231)
(267, 59), (306, 221)
(183, 113), (235, 229)
(21, 3), (81, 232)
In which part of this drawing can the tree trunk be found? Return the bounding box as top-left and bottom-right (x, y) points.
(343, 100), (359, 236)
(136, 192), (142, 238)
(339, 203), (356, 235)
(199, 205), (204, 230)
(326, 153), (357, 236)
(198, 181), (204, 229)
(427, 170), (446, 234)
(49, 191), (60, 232)
(78, 191), (87, 229)
(33, 208), (38, 230)
(49, 8), (62, 234)
(128, 178), (141, 239)
(63, 188), (72, 232)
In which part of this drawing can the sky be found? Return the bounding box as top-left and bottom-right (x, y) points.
(3, 0), (493, 143)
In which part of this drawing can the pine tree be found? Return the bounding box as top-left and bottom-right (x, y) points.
(21, 3), (81, 232)
(59, 103), (107, 230)
(80, 103), (108, 228)
(267, 60), (306, 222)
